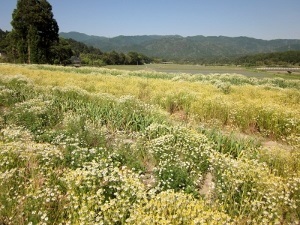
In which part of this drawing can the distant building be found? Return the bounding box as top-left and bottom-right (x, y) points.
(0, 52), (7, 59)
(70, 56), (81, 67)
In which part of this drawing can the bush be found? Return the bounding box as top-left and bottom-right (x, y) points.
(127, 190), (234, 224)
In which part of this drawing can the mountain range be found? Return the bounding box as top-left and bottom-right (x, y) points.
(60, 32), (300, 62)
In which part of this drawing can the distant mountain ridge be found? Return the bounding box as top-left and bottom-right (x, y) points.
(60, 32), (300, 62)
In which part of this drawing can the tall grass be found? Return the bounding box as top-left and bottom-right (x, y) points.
(0, 64), (299, 224)
(1, 64), (299, 143)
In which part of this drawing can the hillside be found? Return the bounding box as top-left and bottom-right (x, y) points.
(236, 50), (300, 66)
(60, 32), (300, 62)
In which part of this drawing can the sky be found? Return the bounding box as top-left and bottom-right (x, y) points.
(1, 0), (300, 40)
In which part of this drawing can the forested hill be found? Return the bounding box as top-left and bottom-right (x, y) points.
(60, 32), (300, 63)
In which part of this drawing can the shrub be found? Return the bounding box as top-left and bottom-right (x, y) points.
(126, 190), (234, 224)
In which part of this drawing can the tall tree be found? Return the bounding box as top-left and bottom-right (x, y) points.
(51, 38), (73, 65)
(11, 0), (59, 64)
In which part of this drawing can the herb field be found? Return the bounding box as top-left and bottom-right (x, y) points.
(0, 64), (299, 224)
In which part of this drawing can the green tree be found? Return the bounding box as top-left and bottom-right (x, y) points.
(11, 0), (59, 64)
(0, 29), (9, 54)
(51, 38), (73, 65)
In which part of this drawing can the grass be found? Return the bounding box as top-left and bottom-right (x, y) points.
(105, 63), (300, 79)
(0, 63), (299, 224)
(1, 64), (299, 140)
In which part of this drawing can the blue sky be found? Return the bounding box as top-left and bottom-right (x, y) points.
(0, 0), (300, 40)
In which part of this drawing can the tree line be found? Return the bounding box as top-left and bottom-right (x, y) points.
(51, 38), (154, 66)
(0, 30), (154, 66)
(0, 0), (298, 67)
(0, 0), (154, 66)
(233, 51), (300, 67)
(2, 24), (299, 67)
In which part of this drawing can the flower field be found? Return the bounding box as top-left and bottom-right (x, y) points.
(0, 64), (299, 224)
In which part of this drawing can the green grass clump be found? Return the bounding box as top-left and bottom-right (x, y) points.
(199, 128), (261, 158)
(210, 152), (300, 224)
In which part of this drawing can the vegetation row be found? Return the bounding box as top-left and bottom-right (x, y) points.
(0, 64), (299, 224)
(2, 28), (300, 66)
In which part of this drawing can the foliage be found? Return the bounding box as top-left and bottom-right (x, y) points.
(210, 152), (300, 224)
(60, 31), (300, 64)
(0, 29), (9, 56)
(127, 190), (234, 224)
(2, 1), (155, 66)
(141, 124), (212, 193)
(237, 50), (300, 66)
(99, 50), (153, 66)
(10, 0), (59, 64)
(1, 28), (154, 65)
(199, 128), (261, 158)
(50, 38), (73, 65)
(0, 65), (299, 224)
